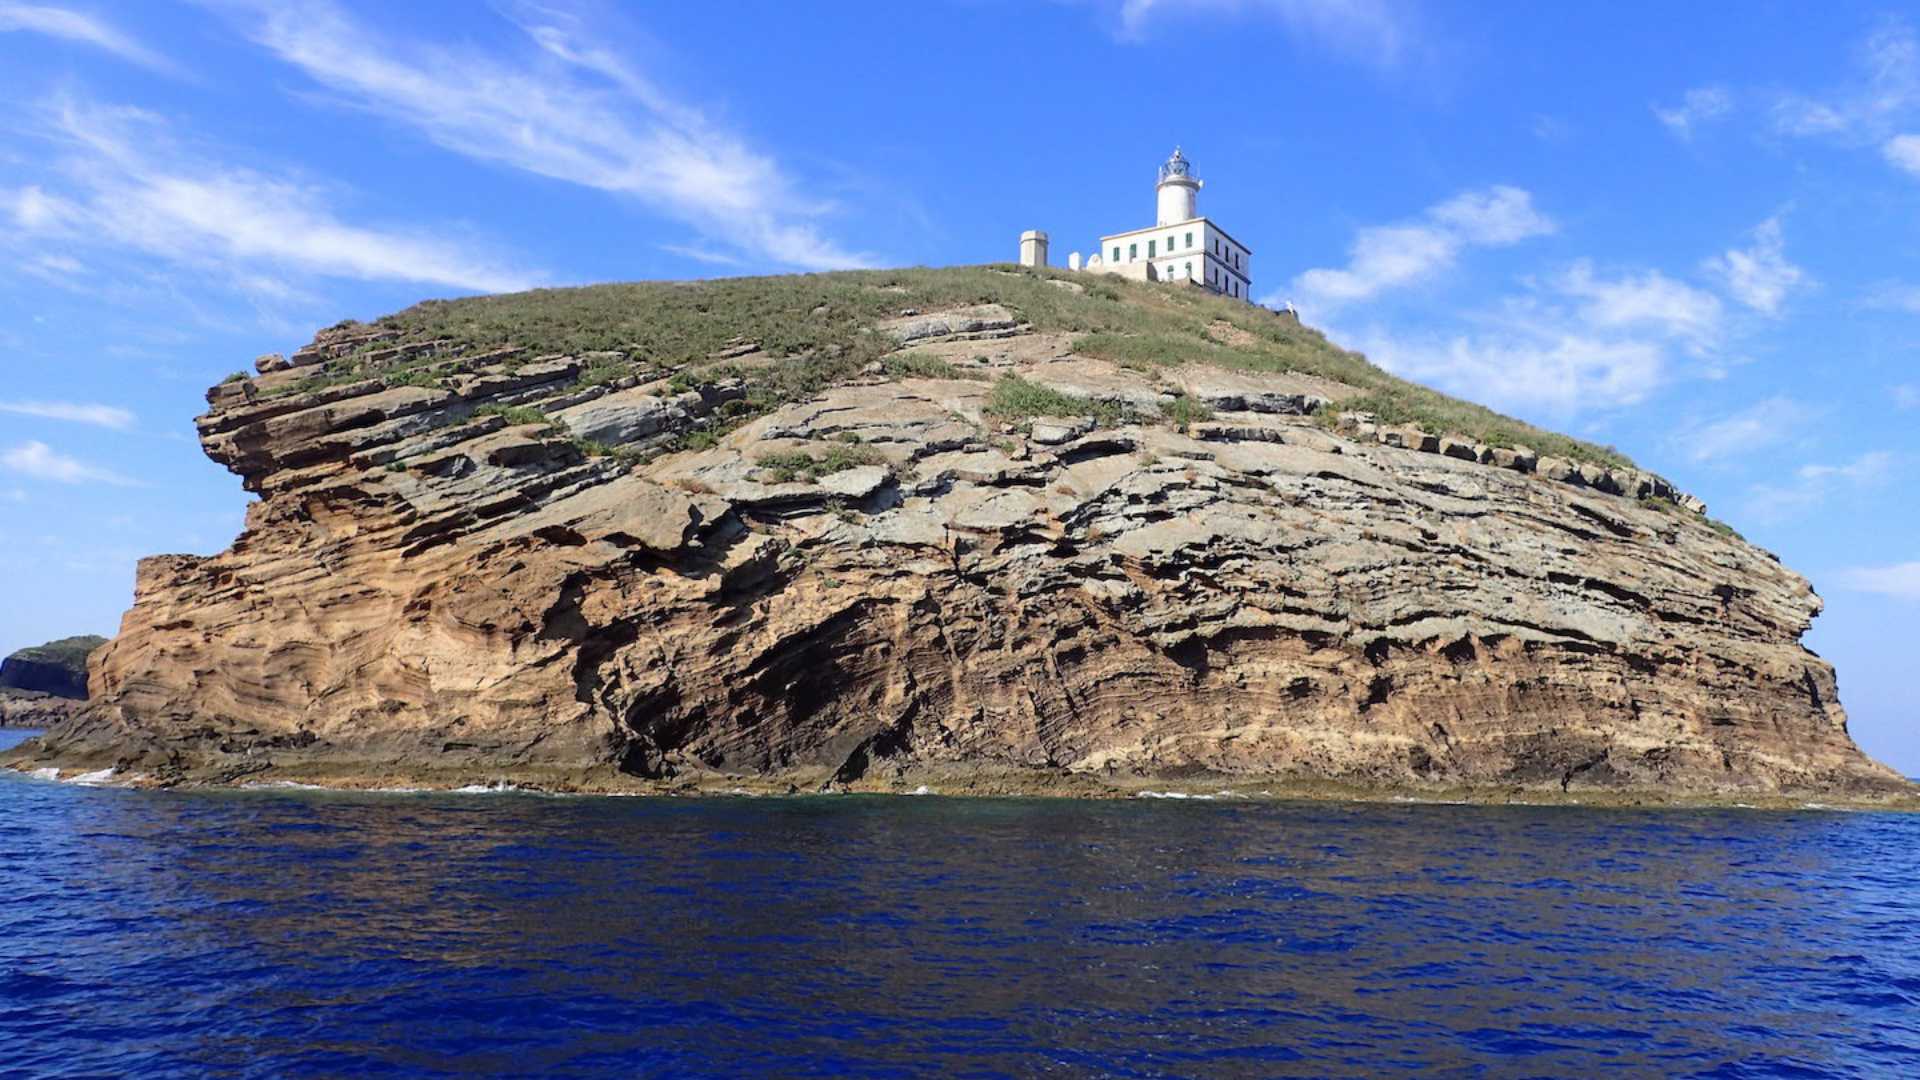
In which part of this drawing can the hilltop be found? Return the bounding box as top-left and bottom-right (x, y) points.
(4, 266), (1906, 803)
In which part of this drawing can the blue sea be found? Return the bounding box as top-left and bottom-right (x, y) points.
(2, 730), (1917, 1077)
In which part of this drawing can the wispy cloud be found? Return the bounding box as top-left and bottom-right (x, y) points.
(1895, 383), (1920, 409)
(659, 243), (749, 269)
(1770, 19), (1918, 144)
(1108, 0), (1413, 68)
(4, 95), (539, 294)
(1702, 217), (1807, 316)
(1744, 451), (1892, 521)
(1348, 327), (1664, 415)
(1654, 86), (1733, 140)
(1288, 186), (1553, 309)
(1, 440), (139, 486)
(0, 2), (179, 74)
(1884, 133), (1920, 177)
(1557, 262), (1723, 355)
(0, 400), (135, 429)
(1835, 560), (1920, 601)
(1678, 396), (1816, 463)
(221, 0), (876, 271)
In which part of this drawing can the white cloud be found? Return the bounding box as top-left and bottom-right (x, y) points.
(1, 441), (138, 486)
(1112, 0), (1410, 67)
(1349, 327), (1663, 414)
(1427, 186), (1556, 245)
(1771, 20), (1918, 139)
(1744, 451), (1894, 521)
(1895, 384), (1920, 409)
(0, 2), (178, 74)
(1654, 86), (1733, 140)
(1679, 396), (1815, 463)
(0, 400), (134, 429)
(1288, 186), (1553, 309)
(659, 243), (749, 268)
(6, 96), (538, 294)
(1836, 561), (1920, 600)
(1884, 133), (1920, 176)
(222, 0), (874, 272)
(1557, 262), (1722, 354)
(1702, 218), (1806, 316)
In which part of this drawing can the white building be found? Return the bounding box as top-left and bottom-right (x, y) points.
(1088, 148), (1252, 302)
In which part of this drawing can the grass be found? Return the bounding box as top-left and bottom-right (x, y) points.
(274, 263), (1629, 467)
(8, 635), (107, 669)
(1162, 394), (1213, 432)
(574, 358), (633, 390)
(882, 353), (985, 381)
(984, 374), (1132, 427)
(755, 442), (888, 484)
(221, 371), (250, 385)
(474, 404), (564, 433)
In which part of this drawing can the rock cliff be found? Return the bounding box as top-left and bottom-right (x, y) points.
(6, 267), (1907, 801)
(0, 636), (104, 700)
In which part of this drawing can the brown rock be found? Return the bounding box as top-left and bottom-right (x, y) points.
(4, 279), (1900, 802)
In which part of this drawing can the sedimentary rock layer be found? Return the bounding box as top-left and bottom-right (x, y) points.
(7, 272), (1906, 799)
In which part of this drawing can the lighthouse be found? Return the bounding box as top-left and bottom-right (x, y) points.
(1156, 146), (1201, 225)
(1089, 148), (1254, 302)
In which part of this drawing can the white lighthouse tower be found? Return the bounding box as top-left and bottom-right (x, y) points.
(1156, 147), (1201, 225)
(1091, 147), (1254, 302)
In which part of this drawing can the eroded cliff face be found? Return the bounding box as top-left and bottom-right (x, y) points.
(8, 271), (1906, 799)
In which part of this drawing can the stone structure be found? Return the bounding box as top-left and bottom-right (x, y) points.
(1018, 230), (1049, 268)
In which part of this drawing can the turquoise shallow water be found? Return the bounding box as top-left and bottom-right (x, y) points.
(2, 728), (1917, 1077)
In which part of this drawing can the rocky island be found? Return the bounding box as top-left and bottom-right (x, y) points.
(5, 267), (1909, 805)
(0, 635), (103, 729)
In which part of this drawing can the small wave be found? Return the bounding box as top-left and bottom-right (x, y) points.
(906, 785), (934, 796)
(241, 780), (329, 791)
(64, 768), (117, 787)
(1136, 790), (1217, 800)
(450, 781), (521, 794)
(27, 767), (60, 782)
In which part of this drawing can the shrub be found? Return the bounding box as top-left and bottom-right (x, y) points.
(1162, 394), (1213, 432)
(475, 404), (563, 432)
(755, 443), (887, 484)
(985, 375), (1131, 427)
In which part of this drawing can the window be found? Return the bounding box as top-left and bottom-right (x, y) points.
(1185, 231), (1193, 248)
(1128, 243), (1137, 260)
(1148, 239), (1156, 257)
(1112, 246), (1120, 262)
(1169, 235), (1177, 251)
(1185, 261), (1193, 277)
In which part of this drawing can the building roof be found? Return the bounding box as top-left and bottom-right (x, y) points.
(1098, 216), (1253, 255)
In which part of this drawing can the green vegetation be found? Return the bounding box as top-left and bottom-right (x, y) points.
(294, 263), (1629, 467)
(574, 358), (632, 390)
(984, 374), (1131, 427)
(474, 404), (563, 433)
(1161, 394), (1213, 432)
(383, 368), (445, 390)
(221, 371), (250, 385)
(755, 442), (888, 484)
(1706, 518), (1743, 541)
(9, 635), (107, 669)
(882, 353), (984, 381)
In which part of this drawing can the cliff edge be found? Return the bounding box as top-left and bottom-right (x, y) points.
(6, 267), (1908, 802)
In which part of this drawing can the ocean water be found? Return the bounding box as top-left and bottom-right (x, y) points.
(2, 730), (1917, 1078)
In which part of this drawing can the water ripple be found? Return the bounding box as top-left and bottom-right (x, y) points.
(1, 732), (1917, 1076)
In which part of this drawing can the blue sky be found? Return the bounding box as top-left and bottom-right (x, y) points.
(3, 0), (1918, 770)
